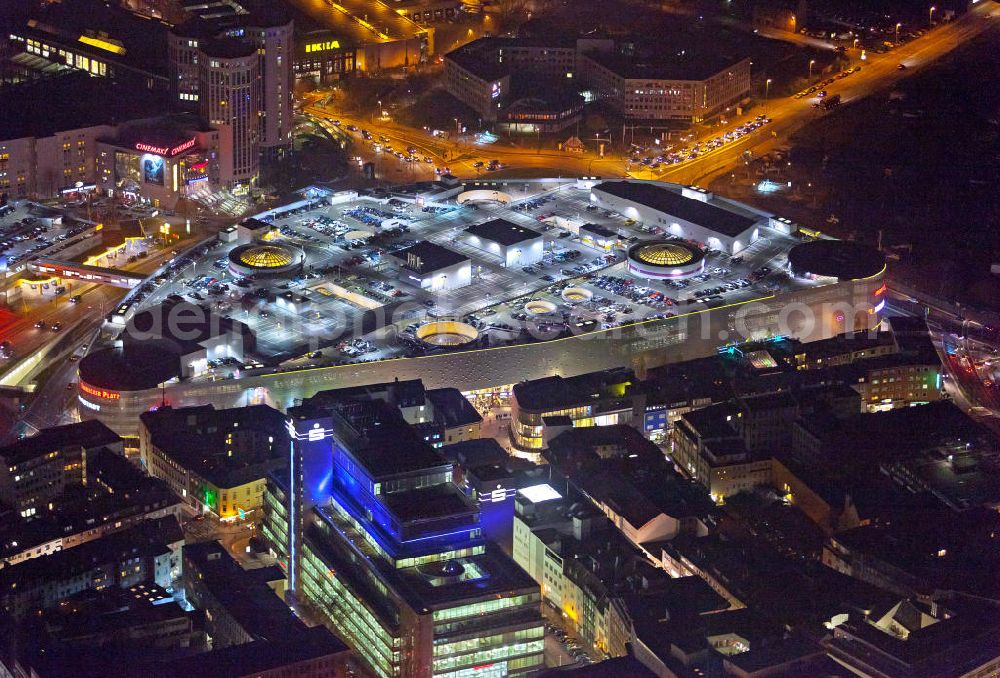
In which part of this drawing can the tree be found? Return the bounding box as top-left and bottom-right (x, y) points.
(491, 0), (531, 32)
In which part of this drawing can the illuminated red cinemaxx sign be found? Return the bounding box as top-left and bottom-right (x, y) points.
(135, 137), (197, 157)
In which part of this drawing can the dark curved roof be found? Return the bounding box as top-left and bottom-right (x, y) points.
(787, 240), (885, 281)
(79, 345), (180, 392)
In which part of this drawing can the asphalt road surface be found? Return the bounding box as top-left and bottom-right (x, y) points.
(305, 2), (997, 185)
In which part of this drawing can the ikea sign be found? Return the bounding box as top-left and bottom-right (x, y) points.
(305, 40), (341, 53)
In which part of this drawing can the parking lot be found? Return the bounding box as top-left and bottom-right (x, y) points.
(0, 203), (93, 271)
(117, 181), (819, 380)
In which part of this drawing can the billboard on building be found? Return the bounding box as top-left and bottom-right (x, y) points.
(142, 154), (165, 185)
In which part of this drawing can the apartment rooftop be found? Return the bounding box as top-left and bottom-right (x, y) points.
(0, 516), (182, 590)
(0, 419), (120, 466)
(426, 387), (483, 428)
(139, 404), (287, 488)
(547, 427), (715, 529)
(182, 540), (303, 642)
(163, 626), (349, 678)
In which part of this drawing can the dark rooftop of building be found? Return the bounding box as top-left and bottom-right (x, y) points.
(581, 223), (619, 240)
(34, 585), (192, 642)
(139, 405), (288, 489)
(172, 0), (292, 38)
(583, 48), (747, 82)
(547, 427), (715, 529)
(197, 37), (258, 59)
(126, 298), (255, 356)
(0, 419), (120, 466)
(427, 387), (483, 429)
(464, 218), (542, 247)
(825, 600), (1000, 677)
(442, 438), (509, 469)
(291, 398), (450, 480)
(182, 540), (303, 643)
(0, 71), (170, 141)
(19, 0), (171, 74)
(506, 75), (585, 113)
(513, 367), (637, 412)
(444, 38), (510, 82)
(797, 329), (897, 361)
(309, 378), (428, 409)
(676, 402), (738, 440)
(594, 181), (758, 238)
(0, 516), (182, 591)
(832, 507), (1000, 598)
(161, 626), (349, 678)
(787, 239), (886, 281)
(383, 484), (477, 523)
(722, 635), (825, 674)
(466, 463), (513, 484)
(392, 241), (469, 275)
(539, 656), (658, 677)
(802, 401), (991, 466)
(77, 343), (181, 391)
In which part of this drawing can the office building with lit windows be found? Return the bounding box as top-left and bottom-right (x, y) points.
(168, 0), (295, 187)
(4, 0), (172, 93)
(509, 367), (645, 451)
(296, 379), (483, 448)
(443, 37), (588, 131)
(262, 393), (544, 678)
(580, 50), (751, 122)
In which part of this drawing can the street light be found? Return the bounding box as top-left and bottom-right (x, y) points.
(808, 59), (815, 79)
(929, 5), (936, 26)
(895, 22), (902, 44)
(765, 78), (772, 112)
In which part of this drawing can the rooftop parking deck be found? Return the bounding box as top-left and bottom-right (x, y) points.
(114, 180), (826, 382)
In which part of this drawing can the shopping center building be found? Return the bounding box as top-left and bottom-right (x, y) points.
(76, 179), (886, 438)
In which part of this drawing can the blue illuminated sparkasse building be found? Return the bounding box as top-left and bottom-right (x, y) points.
(261, 393), (544, 678)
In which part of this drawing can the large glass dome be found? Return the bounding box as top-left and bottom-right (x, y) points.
(635, 243), (695, 266)
(239, 245), (294, 269)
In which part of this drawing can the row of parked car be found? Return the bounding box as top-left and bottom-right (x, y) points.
(793, 66), (861, 100)
(545, 623), (595, 666)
